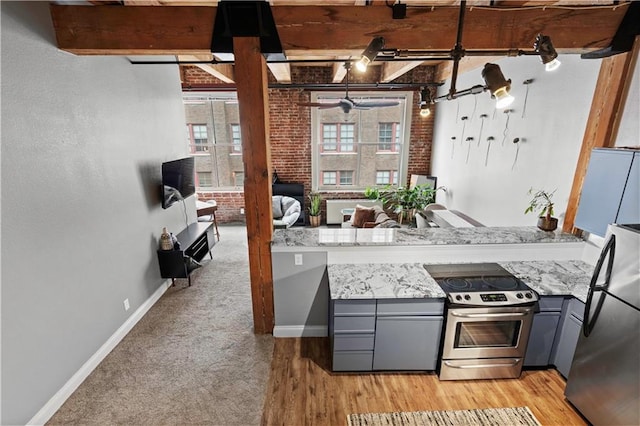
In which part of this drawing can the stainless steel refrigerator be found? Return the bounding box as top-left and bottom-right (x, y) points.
(565, 224), (640, 426)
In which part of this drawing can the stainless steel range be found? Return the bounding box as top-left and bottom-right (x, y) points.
(424, 263), (539, 380)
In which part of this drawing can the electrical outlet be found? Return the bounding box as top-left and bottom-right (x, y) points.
(240, 208), (245, 215)
(294, 254), (303, 265)
(123, 298), (130, 311)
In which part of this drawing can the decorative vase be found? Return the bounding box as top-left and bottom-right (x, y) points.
(159, 227), (174, 250)
(537, 216), (558, 232)
(309, 215), (321, 227)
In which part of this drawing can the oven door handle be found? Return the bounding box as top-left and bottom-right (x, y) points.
(443, 359), (521, 369)
(450, 311), (530, 318)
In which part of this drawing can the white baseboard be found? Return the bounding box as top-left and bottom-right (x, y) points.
(27, 280), (173, 426)
(273, 325), (328, 338)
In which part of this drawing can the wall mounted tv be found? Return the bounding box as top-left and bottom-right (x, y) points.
(162, 157), (196, 209)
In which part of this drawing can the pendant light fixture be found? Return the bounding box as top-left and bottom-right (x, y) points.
(419, 87), (433, 117)
(482, 63), (515, 109)
(355, 36), (385, 72)
(534, 34), (561, 72)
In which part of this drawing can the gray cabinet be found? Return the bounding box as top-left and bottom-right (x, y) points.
(524, 297), (563, 367)
(373, 300), (444, 371)
(330, 298), (444, 372)
(331, 300), (376, 371)
(552, 298), (585, 378)
(575, 148), (640, 237)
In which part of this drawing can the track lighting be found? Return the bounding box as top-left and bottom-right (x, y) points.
(355, 36), (385, 72)
(419, 87), (432, 117)
(534, 34), (561, 72)
(482, 63), (514, 109)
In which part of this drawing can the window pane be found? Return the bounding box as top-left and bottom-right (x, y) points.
(323, 171), (337, 185)
(183, 93), (242, 190)
(379, 123), (392, 151)
(341, 124), (354, 152)
(323, 124), (338, 151)
(233, 171), (244, 187)
(340, 171), (353, 185)
(376, 171), (390, 185)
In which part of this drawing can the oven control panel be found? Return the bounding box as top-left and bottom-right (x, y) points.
(448, 291), (538, 306)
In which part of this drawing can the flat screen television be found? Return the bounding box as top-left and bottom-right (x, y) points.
(162, 157), (196, 209)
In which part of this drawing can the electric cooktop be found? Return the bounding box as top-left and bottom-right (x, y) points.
(424, 263), (539, 306)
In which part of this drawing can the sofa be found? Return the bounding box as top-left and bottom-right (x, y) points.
(272, 195), (302, 229)
(341, 205), (401, 228)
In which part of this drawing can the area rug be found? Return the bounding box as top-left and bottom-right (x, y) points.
(347, 406), (541, 426)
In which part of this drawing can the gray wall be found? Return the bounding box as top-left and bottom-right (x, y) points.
(431, 54), (602, 227)
(1, 3), (194, 424)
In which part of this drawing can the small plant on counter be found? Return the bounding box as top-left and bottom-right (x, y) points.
(525, 188), (558, 231)
(365, 184), (444, 224)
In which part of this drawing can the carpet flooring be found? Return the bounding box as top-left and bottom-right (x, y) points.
(48, 225), (274, 425)
(347, 407), (541, 426)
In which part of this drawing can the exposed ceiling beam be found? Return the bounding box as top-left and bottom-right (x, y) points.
(381, 60), (424, 82)
(332, 61), (348, 83)
(178, 54), (235, 83)
(434, 55), (502, 82)
(267, 62), (292, 83)
(50, 4), (627, 55)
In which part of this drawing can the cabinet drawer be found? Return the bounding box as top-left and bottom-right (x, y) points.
(333, 315), (375, 333)
(377, 299), (444, 316)
(333, 300), (376, 315)
(333, 333), (375, 351)
(333, 351), (373, 372)
(537, 297), (564, 312)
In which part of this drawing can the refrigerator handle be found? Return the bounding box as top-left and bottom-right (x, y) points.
(583, 234), (616, 337)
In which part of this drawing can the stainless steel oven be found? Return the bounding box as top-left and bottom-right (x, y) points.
(424, 263), (538, 380)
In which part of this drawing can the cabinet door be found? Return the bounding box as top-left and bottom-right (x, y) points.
(616, 153), (640, 225)
(524, 312), (561, 366)
(575, 149), (634, 237)
(373, 316), (442, 371)
(553, 313), (583, 378)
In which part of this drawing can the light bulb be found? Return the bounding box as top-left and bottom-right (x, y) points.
(355, 57), (370, 73)
(420, 107), (431, 117)
(494, 87), (515, 109)
(545, 58), (561, 72)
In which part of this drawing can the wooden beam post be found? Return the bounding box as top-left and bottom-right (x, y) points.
(233, 37), (274, 334)
(563, 37), (639, 234)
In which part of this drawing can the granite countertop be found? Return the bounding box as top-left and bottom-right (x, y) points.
(273, 226), (582, 248)
(329, 260), (594, 302)
(328, 263), (446, 300)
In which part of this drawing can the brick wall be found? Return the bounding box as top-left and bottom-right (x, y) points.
(185, 65), (437, 224)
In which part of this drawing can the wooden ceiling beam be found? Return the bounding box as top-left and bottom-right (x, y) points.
(50, 4), (627, 55)
(381, 60), (424, 82)
(178, 54), (235, 83)
(435, 55), (502, 82)
(267, 62), (292, 83)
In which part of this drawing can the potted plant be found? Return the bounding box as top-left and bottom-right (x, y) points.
(525, 188), (558, 231)
(308, 191), (322, 227)
(366, 184), (443, 225)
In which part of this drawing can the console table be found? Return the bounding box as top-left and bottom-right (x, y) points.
(157, 222), (216, 286)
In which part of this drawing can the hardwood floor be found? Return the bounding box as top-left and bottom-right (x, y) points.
(262, 338), (586, 426)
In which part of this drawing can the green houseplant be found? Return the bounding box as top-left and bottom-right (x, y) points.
(525, 188), (558, 231)
(365, 184), (443, 224)
(308, 191), (322, 227)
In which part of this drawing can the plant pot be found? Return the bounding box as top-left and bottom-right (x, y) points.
(537, 216), (558, 232)
(309, 215), (321, 227)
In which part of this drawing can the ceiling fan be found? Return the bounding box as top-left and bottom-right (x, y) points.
(297, 62), (400, 114)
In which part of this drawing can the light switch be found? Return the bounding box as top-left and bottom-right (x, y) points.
(294, 254), (303, 265)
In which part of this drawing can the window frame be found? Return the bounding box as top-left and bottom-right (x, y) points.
(310, 91), (412, 192)
(321, 123), (355, 153)
(377, 122), (401, 153)
(186, 123), (210, 154)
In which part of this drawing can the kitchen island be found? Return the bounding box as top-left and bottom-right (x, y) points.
(271, 226), (586, 338)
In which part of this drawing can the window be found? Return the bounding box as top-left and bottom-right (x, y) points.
(376, 170), (398, 185)
(322, 171), (354, 186)
(183, 92), (243, 190)
(322, 123), (355, 152)
(311, 91), (411, 191)
(187, 124), (209, 153)
(378, 122), (400, 152)
(230, 124), (242, 153)
(197, 172), (213, 187)
(233, 171), (244, 187)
